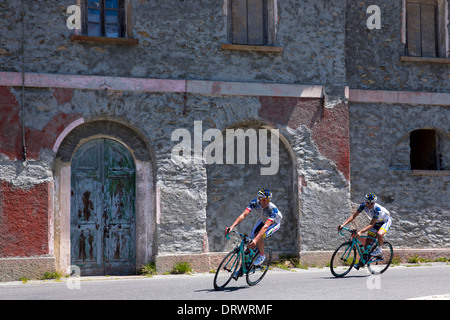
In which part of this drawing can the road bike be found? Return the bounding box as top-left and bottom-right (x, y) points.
(213, 230), (272, 290)
(330, 226), (393, 277)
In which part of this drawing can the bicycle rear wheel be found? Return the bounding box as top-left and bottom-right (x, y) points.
(246, 248), (271, 286)
(367, 241), (393, 275)
(330, 242), (356, 277)
(214, 249), (241, 291)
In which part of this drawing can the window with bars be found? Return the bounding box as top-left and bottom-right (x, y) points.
(84, 0), (126, 38)
(405, 0), (448, 58)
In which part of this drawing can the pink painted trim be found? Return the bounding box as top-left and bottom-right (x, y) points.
(0, 72), (185, 93)
(0, 71), (23, 86)
(52, 117), (85, 153)
(1, 72), (448, 104)
(187, 80), (323, 98)
(0, 71), (323, 98)
(349, 89), (450, 106)
(155, 186), (161, 225)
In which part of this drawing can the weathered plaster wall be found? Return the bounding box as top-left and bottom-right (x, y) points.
(1, 0), (448, 279)
(0, 84), (350, 270)
(0, 181), (52, 257)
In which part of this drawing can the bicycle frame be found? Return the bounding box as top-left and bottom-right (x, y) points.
(214, 229), (272, 290)
(331, 226), (393, 277)
(225, 231), (256, 275)
(339, 227), (378, 266)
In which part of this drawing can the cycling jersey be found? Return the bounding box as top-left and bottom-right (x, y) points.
(357, 202), (390, 224)
(357, 202), (392, 235)
(247, 199), (282, 224)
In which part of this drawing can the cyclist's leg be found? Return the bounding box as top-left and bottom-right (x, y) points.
(377, 219), (391, 246)
(250, 220), (280, 240)
(250, 220), (263, 239)
(256, 222), (280, 261)
(368, 220), (385, 247)
(251, 221), (280, 265)
(377, 229), (386, 246)
(356, 227), (377, 268)
(264, 221), (280, 238)
(366, 228), (377, 249)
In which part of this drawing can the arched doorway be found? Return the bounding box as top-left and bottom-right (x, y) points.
(205, 123), (299, 255)
(71, 138), (136, 275)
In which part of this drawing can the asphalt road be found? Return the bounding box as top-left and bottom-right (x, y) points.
(1, 263), (449, 301)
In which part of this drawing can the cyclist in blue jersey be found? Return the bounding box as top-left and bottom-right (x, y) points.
(225, 188), (282, 266)
(338, 193), (392, 268)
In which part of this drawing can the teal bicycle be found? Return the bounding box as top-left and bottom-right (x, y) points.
(213, 230), (272, 290)
(330, 227), (393, 277)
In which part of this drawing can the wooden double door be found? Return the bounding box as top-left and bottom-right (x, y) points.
(71, 138), (136, 275)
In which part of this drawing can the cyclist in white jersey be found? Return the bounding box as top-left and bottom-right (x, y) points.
(225, 188), (282, 266)
(338, 193), (392, 267)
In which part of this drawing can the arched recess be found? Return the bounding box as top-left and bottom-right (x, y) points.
(53, 120), (155, 275)
(205, 121), (299, 255)
(389, 127), (445, 171)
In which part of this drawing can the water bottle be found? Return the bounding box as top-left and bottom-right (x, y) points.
(244, 249), (249, 261)
(245, 248), (254, 267)
(362, 244), (372, 263)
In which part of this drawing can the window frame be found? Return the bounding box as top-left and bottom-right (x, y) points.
(83, 0), (125, 38)
(230, 0), (269, 46)
(71, 0), (137, 45)
(403, 0), (449, 59)
(223, 0), (282, 53)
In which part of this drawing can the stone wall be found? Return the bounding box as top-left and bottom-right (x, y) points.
(345, 0), (450, 93)
(0, 0), (346, 85)
(0, 0), (448, 279)
(349, 102), (450, 248)
(0, 80), (351, 277)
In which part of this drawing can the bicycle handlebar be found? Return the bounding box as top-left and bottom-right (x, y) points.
(338, 226), (357, 236)
(225, 230), (251, 243)
(339, 226), (379, 244)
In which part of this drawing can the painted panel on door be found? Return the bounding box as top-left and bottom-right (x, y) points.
(71, 140), (103, 273)
(71, 138), (135, 275)
(103, 139), (136, 274)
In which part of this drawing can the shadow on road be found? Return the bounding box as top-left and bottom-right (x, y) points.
(194, 284), (252, 293)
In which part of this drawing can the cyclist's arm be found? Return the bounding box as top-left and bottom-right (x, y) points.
(338, 210), (360, 230)
(226, 209), (251, 234)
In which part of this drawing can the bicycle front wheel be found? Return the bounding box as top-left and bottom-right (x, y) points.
(214, 249), (241, 291)
(330, 242), (356, 277)
(367, 241), (393, 275)
(246, 248), (271, 286)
